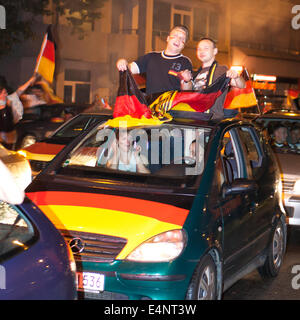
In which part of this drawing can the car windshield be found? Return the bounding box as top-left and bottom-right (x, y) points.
(256, 117), (300, 154)
(0, 201), (36, 261)
(58, 123), (212, 187)
(46, 115), (110, 144)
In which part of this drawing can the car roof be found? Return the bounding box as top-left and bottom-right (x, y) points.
(257, 111), (300, 120)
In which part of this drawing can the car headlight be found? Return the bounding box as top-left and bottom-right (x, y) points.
(126, 229), (187, 262)
(293, 180), (300, 194)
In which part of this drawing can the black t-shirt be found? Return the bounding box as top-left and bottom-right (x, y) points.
(135, 51), (193, 95)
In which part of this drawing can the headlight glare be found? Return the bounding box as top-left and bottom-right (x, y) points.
(293, 180), (300, 194)
(126, 229), (186, 262)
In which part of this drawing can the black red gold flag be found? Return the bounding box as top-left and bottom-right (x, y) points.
(224, 68), (257, 109)
(150, 74), (231, 118)
(34, 25), (55, 84)
(113, 70), (152, 119)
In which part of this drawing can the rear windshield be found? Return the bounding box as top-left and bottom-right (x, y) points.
(255, 118), (300, 154)
(58, 123), (212, 187)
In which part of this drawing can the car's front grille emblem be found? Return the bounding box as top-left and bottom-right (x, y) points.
(69, 237), (85, 254)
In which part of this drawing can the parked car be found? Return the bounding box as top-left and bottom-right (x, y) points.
(20, 113), (112, 175)
(26, 113), (286, 300)
(0, 143), (31, 190)
(14, 103), (91, 150)
(254, 110), (300, 227)
(0, 196), (77, 299)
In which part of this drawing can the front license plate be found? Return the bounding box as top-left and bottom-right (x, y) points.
(77, 272), (105, 292)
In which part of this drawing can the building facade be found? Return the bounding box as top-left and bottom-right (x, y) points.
(1, 0), (299, 105)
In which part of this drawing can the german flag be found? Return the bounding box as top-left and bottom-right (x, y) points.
(114, 70), (230, 119)
(287, 89), (300, 109)
(113, 70), (152, 119)
(224, 68), (257, 109)
(287, 89), (300, 100)
(150, 74), (231, 118)
(35, 25), (55, 84)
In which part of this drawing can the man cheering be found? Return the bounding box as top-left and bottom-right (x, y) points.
(116, 25), (192, 96)
(181, 37), (245, 119)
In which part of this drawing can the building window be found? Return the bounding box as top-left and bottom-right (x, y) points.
(153, 0), (171, 39)
(64, 69), (91, 104)
(153, 1), (218, 44)
(193, 7), (218, 41)
(171, 5), (192, 34)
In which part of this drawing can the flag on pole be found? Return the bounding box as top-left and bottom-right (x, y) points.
(287, 89), (300, 109)
(224, 68), (257, 109)
(287, 89), (300, 100)
(34, 25), (55, 84)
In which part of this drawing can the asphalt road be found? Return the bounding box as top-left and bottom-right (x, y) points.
(223, 227), (300, 300)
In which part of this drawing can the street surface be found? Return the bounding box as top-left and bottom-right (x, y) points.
(223, 227), (300, 300)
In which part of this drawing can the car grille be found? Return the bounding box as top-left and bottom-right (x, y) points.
(78, 291), (129, 300)
(29, 160), (48, 172)
(61, 230), (127, 263)
(282, 179), (295, 194)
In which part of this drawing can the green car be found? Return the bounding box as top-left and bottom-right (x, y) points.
(26, 114), (286, 300)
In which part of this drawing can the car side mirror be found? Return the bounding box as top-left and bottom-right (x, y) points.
(222, 178), (258, 198)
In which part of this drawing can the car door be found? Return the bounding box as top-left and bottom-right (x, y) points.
(236, 126), (275, 257)
(216, 127), (258, 279)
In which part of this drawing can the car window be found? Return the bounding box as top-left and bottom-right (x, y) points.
(0, 202), (36, 261)
(58, 123), (212, 187)
(52, 116), (92, 139)
(220, 129), (244, 183)
(255, 118), (300, 154)
(236, 126), (264, 179)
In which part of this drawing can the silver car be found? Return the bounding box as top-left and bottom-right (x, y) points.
(255, 111), (300, 226)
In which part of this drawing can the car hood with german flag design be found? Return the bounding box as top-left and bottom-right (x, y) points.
(22, 141), (65, 162)
(26, 181), (193, 260)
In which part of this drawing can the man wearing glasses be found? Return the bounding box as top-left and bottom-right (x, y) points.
(116, 25), (192, 96)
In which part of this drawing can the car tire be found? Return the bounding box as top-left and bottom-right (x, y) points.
(258, 219), (286, 278)
(186, 254), (217, 300)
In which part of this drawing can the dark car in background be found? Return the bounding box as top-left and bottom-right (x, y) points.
(14, 103), (91, 150)
(0, 197), (77, 299)
(255, 111), (300, 227)
(26, 114), (286, 300)
(20, 112), (111, 175)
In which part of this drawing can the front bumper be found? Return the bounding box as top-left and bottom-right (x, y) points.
(76, 260), (193, 300)
(284, 195), (300, 226)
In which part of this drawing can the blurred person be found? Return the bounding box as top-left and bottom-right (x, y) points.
(0, 74), (37, 149)
(271, 124), (289, 152)
(116, 25), (192, 97)
(180, 38), (245, 119)
(106, 131), (149, 173)
(20, 75), (63, 109)
(289, 126), (300, 150)
(0, 159), (24, 204)
(20, 84), (47, 108)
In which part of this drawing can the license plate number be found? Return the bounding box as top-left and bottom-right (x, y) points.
(77, 272), (105, 292)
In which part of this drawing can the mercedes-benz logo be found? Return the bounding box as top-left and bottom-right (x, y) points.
(69, 237), (85, 254)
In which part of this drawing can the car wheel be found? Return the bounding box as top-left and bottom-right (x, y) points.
(258, 219), (286, 278)
(186, 254), (217, 300)
(20, 135), (36, 149)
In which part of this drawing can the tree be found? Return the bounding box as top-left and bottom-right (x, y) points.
(0, 0), (51, 57)
(0, 0), (107, 57)
(52, 0), (107, 38)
